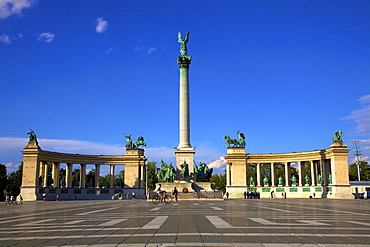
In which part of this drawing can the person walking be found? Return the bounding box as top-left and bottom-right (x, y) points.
(173, 187), (178, 202)
(4, 194), (10, 206)
(132, 191), (136, 200)
(18, 194), (23, 205)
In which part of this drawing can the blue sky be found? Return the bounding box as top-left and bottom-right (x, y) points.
(1, 0), (369, 175)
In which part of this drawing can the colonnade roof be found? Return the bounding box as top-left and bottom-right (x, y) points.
(22, 149), (146, 165)
(226, 144), (349, 164)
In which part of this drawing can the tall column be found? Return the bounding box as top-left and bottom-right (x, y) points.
(284, 162), (291, 186)
(52, 162), (60, 188)
(270, 163), (276, 186)
(110, 165), (115, 188)
(298, 161), (303, 186)
(80, 164), (86, 188)
(226, 163), (231, 186)
(174, 32), (196, 175)
(43, 162), (48, 188)
(256, 163), (261, 186)
(310, 161), (316, 186)
(95, 164), (100, 188)
(66, 163), (73, 188)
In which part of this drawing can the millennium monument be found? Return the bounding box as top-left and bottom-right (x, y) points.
(174, 31), (196, 176)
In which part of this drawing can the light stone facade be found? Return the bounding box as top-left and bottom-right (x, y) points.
(224, 141), (352, 199)
(21, 142), (147, 201)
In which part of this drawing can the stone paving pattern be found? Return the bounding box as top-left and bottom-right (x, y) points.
(1, 198), (370, 246)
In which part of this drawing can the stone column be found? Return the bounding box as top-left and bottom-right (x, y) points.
(110, 165), (115, 188)
(52, 162), (60, 188)
(270, 163), (276, 186)
(284, 162), (291, 186)
(43, 162), (49, 188)
(310, 161), (316, 186)
(256, 163), (261, 186)
(80, 164), (86, 188)
(226, 163), (231, 186)
(95, 164), (100, 188)
(298, 161), (303, 186)
(66, 163), (73, 188)
(175, 53), (196, 174)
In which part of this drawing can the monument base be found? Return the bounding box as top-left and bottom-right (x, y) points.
(155, 181), (215, 193)
(174, 147), (196, 176)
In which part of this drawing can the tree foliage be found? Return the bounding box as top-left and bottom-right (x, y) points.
(210, 173), (226, 192)
(0, 164), (7, 200)
(4, 163), (23, 197)
(349, 161), (370, 181)
(147, 161), (158, 190)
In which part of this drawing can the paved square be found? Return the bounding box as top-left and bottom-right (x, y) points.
(1, 198), (370, 246)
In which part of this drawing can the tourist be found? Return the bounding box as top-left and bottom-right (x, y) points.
(4, 194), (10, 206)
(132, 191), (136, 200)
(43, 193), (46, 201)
(173, 187), (178, 202)
(19, 194), (23, 205)
(10, 195), (16, 205)
(244, 191), (247, 199)
(225, 192), (229, 198)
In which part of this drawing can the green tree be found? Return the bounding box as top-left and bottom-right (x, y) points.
(349, 161), (370, 181)
(0, 164), (7, 200)
(210, 173), (226, 192)
(115, 170), (124, 187)
(147, 161), (158, 190)
(4, 163), (23, 196)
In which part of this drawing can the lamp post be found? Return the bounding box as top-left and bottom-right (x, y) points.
(145, 163), (148, 199)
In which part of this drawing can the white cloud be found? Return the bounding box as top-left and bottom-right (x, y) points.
(343, 95), (370, 134)
(208, 157), (226, 170)
(0, 33), (10, 43)
(0, 0), (36, 19)
(37, 32), (55, 43)
(95, 17), (108, 33)
(147, 47), (156, 55)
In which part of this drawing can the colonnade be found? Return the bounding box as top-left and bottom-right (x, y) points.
(224, 141), (351, 198)
(226, 160), (331, 187)
(21, 142), (147, 201)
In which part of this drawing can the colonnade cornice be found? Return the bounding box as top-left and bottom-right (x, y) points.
(36, 150), (145, 165)
(225, 148), (348, 163)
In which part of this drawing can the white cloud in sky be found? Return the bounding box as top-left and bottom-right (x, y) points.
(37, 32), (55, 43)
(95, 17), (108, 33)
(208, 157), (226, 171)
(0, 0), (36, 19)
(343, 95), (370, 134)
(0, 33), (10, 43)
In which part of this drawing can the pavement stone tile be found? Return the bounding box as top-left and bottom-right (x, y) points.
(1, 199), (370, 246)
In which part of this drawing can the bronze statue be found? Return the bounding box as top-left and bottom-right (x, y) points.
(263, 177), (269, 186)
(333, 130), (343, 142)
(180, 161), (189, 179)
(178, 31), (190, 56)
(224, 131), (246, 147)
(194, 162), (213, 182)
(249, 176), (255, 186)
(123, 133), (146, 149)
(27, 129), (38, 144)
(291, 175), (297, 185)
(156, 159), (176, 183)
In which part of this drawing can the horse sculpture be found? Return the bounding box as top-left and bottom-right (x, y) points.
(224, 136), (239, 147)
(224, 131), (246, 148)
(123, 134), (146, 149)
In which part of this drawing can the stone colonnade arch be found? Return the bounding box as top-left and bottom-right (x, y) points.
(225, 141), (351, 199)
(20, 142), (147, 201)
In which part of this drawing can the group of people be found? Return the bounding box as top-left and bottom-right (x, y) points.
(4, 194), (23, 206)
(243, 191), (261, 199)
(155, 184), (179, 202)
